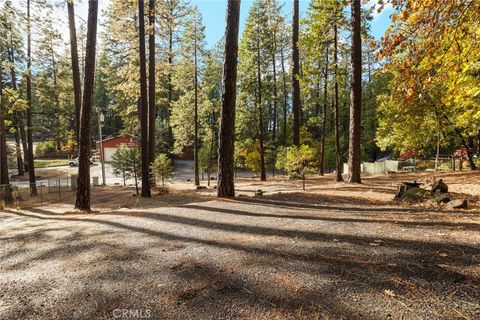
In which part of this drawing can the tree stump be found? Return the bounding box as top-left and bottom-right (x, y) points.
(395, 180), (422, 201)
(431, 179), (448, 193)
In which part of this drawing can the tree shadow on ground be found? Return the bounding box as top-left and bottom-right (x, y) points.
(1, 196), (479, 319)
(4, 208), (479, 278)
(8, 186), (215, 211)
(183, 203), (480, 231)
(233, 191), (480, 215)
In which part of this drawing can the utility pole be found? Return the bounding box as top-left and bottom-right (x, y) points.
(98, 108), (106, 185)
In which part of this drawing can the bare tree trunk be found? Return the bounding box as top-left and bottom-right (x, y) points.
(333, 23), (343, 182)
(256, 40), (266, 182)
(26, 0), (37, 196)
(291, 0), (301, 146)
(67, 0), (82, 144)
(75, 0), (98, 211)
(347, 0), (362, 183)
(280, 46), (288, 146)
(148, 0), (156, 164)
(319, 47), (329, 176)
(217, 0), (241, 198)
(138, 0), (151, 197)
(194, 18), (200, 186)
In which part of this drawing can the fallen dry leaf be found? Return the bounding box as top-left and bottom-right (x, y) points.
(384, 289), (396, 297)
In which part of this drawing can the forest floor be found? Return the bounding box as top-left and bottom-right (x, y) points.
(0, 171), (479, 319)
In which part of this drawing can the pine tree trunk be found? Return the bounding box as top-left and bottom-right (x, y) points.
(51, 43), (62, 151)
(367, 51), (377, 162)
(168, 27), (173, 113)
(19, 121), (28, 173)
(347, 0), (362, 183)
(166, 20), (174, 147)
(75, 0), (98, 211)
(292, 0), (301, 146)
(194, 18), (200, 186)
(435, 131), (440, 171)
(10, 8), (28, 169)
(0, 61), (12, 203)
(271, 44), (278, 177)
(256, 42), (266, 182)
(477, 131), (480, 155)
(67, 0), (82, 144)
(148, 0), (156, 164)
(280, 47), (288, 146)
(217, 0), (241, 198)
(319, 47), (329, 176)
(333, 22), (343, 182)
(13, 124), (23, 176)
(138, 0), (151, 197)
(207, 113), (215, 187)
(133, 160), (139, 195)
(8, 46), (25, 176)
(26, 0), (37, 196)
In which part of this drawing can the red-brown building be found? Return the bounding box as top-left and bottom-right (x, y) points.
(95, 136), (137, 162)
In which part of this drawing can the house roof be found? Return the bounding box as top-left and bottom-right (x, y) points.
(96, 136), (137, 148)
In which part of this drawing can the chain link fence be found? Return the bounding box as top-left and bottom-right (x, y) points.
(410, 158), (453, 172)
(342, 157), (458, 176)
(0, 174), (76, 209)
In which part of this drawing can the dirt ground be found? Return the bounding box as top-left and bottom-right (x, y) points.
(0, 171), (479, 319)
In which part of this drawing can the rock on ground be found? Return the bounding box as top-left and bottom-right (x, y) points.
(446, 199), (468, 209)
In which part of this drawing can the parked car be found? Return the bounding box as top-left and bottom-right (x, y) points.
(68, 158), (94, 167)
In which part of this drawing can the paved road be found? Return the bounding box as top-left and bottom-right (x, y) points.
(9, 160), (257, 188)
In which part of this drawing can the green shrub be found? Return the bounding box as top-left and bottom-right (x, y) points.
(416, 160), (432, 170)
(152, 154), (174, 188)
(6, 144), (17, 169)
(12, 186), (22, 201)
(35, 141), (56, 156)
(437, 162), (452, 170)
(276, 145), (318, 189)
(235, 139), (261, 174)
(275, 146), (288, 172)
(111, 146), (141, 191)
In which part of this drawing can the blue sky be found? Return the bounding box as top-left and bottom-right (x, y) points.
(68, 0), (394, 48)
(192, 0), (394, 47)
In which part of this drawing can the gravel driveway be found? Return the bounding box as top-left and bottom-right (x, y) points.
(0, 185), (479, 319)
